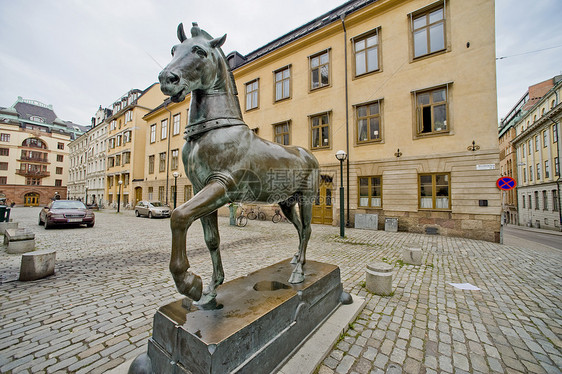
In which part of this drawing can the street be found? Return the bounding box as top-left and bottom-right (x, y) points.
(1, 207), (561, 374)
(503, 225), (562, 251)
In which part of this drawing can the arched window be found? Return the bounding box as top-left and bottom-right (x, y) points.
(22, 138), (47, 149)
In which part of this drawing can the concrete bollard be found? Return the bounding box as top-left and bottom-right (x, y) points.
(19, 250), (56, 281)
(403, 247), (422, 265)
(366, 262), (394, 296)
(0, 221), (18, 235)
(5, 228), (35, 254)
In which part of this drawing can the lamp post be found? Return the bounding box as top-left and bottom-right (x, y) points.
(117, 180), (123, 213)
(335, 150), (347, 238)
(172, 171), (179, 209)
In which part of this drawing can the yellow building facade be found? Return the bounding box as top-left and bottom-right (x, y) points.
(105, 85), (166, 207)
(225, 0), (500, 241)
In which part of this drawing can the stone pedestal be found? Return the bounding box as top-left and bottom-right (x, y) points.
(135, 259), (349, 374)
(403, 247), (422, 266)
(0, 221), (18, 235)
(19, 250), (56, 281)
(366, 262), (393, 296)
(5, 228), (35, 254)
(355, 214), (378, 230)
(385, 218), (398, 232)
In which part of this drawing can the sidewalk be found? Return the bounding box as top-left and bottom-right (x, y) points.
(1, 207), (561, 373)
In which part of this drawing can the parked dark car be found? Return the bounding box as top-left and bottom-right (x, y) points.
(38, 200), (95, 229)
(134, 201), (171, 218)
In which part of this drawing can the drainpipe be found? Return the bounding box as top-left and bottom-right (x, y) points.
(341, 14), (350, 227)
(164, 102), (172, 205)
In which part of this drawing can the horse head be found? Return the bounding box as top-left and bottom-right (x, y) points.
(159, 23), (230, 103)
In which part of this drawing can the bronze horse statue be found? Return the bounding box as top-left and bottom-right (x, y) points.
(158, 23), (319, 306)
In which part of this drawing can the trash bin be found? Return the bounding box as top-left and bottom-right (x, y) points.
(0, 206), (7, 222)
(5, 207), (11, 222)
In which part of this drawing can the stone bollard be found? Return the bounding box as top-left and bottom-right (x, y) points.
(384, 218), (398, 232)
(366, 262), (393, 296)
(0, 221), (18, 235)
(19, 250), (56, 281)
(403, 247), (422, 265)
(5, 228), (35, 254)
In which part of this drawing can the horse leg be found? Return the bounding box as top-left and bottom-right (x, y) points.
(197, 211), (224, 305)
(170, 182), (228, 301)
(278, 196), (302, 265)
(288, 195), (313, 284)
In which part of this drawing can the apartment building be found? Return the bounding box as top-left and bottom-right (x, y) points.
(0, 97), (87, 205)
(223, 0), (500, 241)
(105, 84), (166, 207)
(68, 132), (88, 201)
(512, 77), (562, 230)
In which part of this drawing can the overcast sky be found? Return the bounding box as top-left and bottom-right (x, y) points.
(0, 0), (561, 127)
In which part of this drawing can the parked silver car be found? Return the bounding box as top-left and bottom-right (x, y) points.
(134, 201), (171, 218)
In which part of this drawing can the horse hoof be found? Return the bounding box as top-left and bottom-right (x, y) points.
(194, 293), (220, 310)
(175, 271), (203, 301)
(288, 272), (304, 284)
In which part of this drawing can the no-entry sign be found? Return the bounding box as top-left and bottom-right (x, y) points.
(496, 176), (516, 190)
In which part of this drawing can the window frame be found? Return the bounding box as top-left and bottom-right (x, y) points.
(358, 176), (383, 208)
(413, 83), (451, 137)
(309, 112), (332, 150)
(418, 172), (451, 210)
(274, 65), (291, 102)
(352, 27), (381, 78)
(150, 124), (156, 143)
(159, 152), (166, 172)
(308, 49), (331, 91)
(173, 113), (181, 136)
(161, 119), (168, 140)
(245, 79), (259, 111)
(148, 155), (154, 174)
(171, 149), (179, 170)
(355, 99), (383, 144)
(273, 121), (291, 145)
(409, 1), (447, 60)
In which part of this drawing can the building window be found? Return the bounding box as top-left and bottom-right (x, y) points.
(57, 142), (64, 150)
(173, 114), (181, 135)
(123, 152), (131, 165)
(108, 157), (115, 168)
(358, 176), (382, 208)
(543, 190), (548, 210)
(274, 66), (291, 101)
(310, 112), (330, 149)
(411, 5), (445, 59)
(535, 191), (539, 210)
(0, 162), (7, 171)
(529, 165), (533, 181)
(353, 29), (380, 76)
(535, 136), (539, 151)
(309, 50), (330, 90)
(521, 194), (525, 208)
(356, 101), (381, 143)
(536, 163), (541, 180)
(555, 157), (560, 176)
(26, 177), (41, 185)
(116, 135), (122, 147)
(184, 185), (192, 202)
(108, 138), (115, 149)
(273, 121), (290, 145)
(171, 149), (179, 170)
(0, 148), (8, 156)
(159, 152), (166, 172)
(57, 155), (63, 162)
(554, 190), (559, 211)
(55, 179), (62, 187)
(528, 195), (532, 209)
(415, 86), (448, 135)
(419, 173), (450, 210)
(125, 110), (133, 123)
(0, 177), (6, 185)
(158, 186), (165, 202)
(543, 130), (549, 147)
(528, 140), (532, 154)
(124, 131), (131, 143)
(523, 167), (527, 183)
(56, 167), (63, 174)
(553, 123), (559, 143)
(116, 155), (121, 166)
(148, 187), (153, 200)
(161, 119), (168, 140)
(245, 79), (259, 111)
(150, 124), (156, 143)
(148, 155), (155, 174)
(545, 160), (550, 179)
(0, 134), (11, 142)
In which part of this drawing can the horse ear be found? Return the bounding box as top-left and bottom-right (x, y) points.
(177, 23), (187, 42)
(210, 34), (227, 49)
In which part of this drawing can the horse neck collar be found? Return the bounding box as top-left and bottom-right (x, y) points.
(184, 118), (247, 140)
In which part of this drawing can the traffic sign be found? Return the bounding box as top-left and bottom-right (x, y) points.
(496, 176), (516, 191)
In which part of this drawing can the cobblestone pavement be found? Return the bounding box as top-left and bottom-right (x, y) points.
(0, 207), (561, 374)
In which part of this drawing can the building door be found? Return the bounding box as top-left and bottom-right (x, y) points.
(312, 178), (333, 225)
(135, 187), (142, 205)
(24, 193), (40, 207)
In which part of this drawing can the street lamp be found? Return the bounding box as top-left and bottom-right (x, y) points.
(117, 180), (123, 213)
(172, 171), (179, 209)
(335, 150), (347, 238)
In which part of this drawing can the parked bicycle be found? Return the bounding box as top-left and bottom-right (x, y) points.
(247, 206), (266, 221)
(272, 208), (288, 223)
(236, 207), (248, 227)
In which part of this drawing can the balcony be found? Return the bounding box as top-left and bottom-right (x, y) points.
(16, 169), (50, 178)
(18, 155), (49, 163)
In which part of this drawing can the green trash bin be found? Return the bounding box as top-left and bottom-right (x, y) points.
(0, 206), (6, 223)
(5, 206), (10, 222)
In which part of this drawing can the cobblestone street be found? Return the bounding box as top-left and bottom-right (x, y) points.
(1, 207), (561, 373)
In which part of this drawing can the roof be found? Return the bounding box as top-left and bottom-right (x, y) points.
(228, 0), (378, 69)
